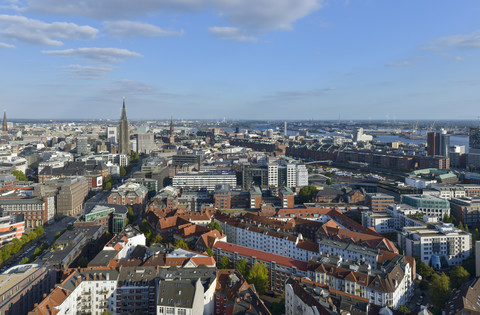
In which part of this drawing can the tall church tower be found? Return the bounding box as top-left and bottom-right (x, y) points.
(2, 112), (7, 135)
(118, 98), (130, 155)
(169, 116), (175, 144)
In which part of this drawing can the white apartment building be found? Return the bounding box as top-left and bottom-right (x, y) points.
(268, 164), (278, 187)
(216, 218), (319, 261)
(430, 184), (466, 199)
(286, 164), (296, 188)
(103, 226), (146, 260)
(362, 204), (425, 234)
(173, 172), (236, 191)
(399, 223), (472, 268)
(296, 164), (309, 187)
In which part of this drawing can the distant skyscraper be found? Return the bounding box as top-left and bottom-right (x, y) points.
(118, 98), (130, 155)
(169, 116), (175, 144)
(428, 130), (450, 157)
(427, 132), (439, 156)
(2, 111), (7, 135)
(284, 121), (287, 137)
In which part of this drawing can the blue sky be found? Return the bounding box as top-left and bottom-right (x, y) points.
(0, 0), (479, 120)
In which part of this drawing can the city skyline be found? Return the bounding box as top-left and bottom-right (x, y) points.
(1, 1), (480, 120)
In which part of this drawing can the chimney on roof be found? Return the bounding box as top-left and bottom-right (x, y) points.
(43, 293), (47, 298)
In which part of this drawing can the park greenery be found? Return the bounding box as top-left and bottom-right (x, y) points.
(0, 225), (44, 265)
(234, 258), (269, 295)
(139, 219), (162, 245)
(219, 255), (231, 269)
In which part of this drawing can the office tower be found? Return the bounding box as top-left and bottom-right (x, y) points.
(76, 136), (88, 155)
(428, 130), (451, 157)
(107, 126), (118, 144)
(427, 132), (439, 156)
(440, 130), (450, 158)
(2, 111), (6, 135)
(137, 133), (154, 154)
(169, 116), (175, 144)
(118, 98), (130, 155)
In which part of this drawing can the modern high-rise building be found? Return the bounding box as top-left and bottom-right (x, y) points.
(107, 126), (117, 144)
(118, 98), (130, 155)
(428, 130), (450, 157)
(76, 136), (88, 155)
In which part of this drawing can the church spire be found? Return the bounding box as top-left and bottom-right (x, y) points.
(2, 111), (7, 135)
(121, 97), (127, 120)
(169, 116), (175, 144)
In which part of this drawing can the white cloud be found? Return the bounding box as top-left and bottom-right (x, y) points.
(104, 20), (184, 38)
(385, 60), (413, 67)
(42, 47), (142, 62)
(62, 64), (113, 78)
(0, 14), (97, 46)
(104, 79), (158, 94)
(208, 26), (257, 42)
(423, 31), (480, 50)
(24, 0), (322, 31)
(0, 41), (14, 48)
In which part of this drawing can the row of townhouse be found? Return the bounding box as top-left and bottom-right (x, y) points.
(215, 214), (319, 261)
(30, 266), (218, 315)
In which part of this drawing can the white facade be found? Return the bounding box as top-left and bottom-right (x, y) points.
(405, 177), (436, 189)
(296, 164), (309, 187)
(401, 223), (472, 267)
(107, 126), (118, 144)
(173, 173), (236, 190)
(268, 164), (278, 187)
(285, 282), (321, 315)
(286, 164), (296, 188)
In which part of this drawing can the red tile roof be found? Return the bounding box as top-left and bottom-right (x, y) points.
(213, 241), (308, 271)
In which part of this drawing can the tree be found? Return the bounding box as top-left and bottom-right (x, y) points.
(127, 207), (135, 223)
(104, 182), (112, 191)
(247, 262), (269, 295)
(298, 185), (318, 203)
(416, 260), (434, 279)
(130, 151), (140, 163)
(20, 257), (29, 264)
(326, 178), (332, 185)
(219, 255), (231, 269)
(151, 235), (163, 244)
(119, 166), (127, 177)
(450, 266), (470, 289)
(429, 273), (450, 308)
(206, 248), (214, 256)
(208, 221), (222, 234)
(398, 305), (410, 314)
(11, 170), (27, 181)
(236, 258), (249, 278)
(458, 221), (465, 231)
(174, 239), (189, 250)
(443, 214), (452, 223)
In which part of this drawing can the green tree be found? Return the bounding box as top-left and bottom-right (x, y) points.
(298, 185), (318, 203)
(458, 221), (465, 231)
(11, 170), (27, 181)
(130, 151), (140, 163)
(151, 235), (163, 244)
(450, 265), (470, 289)
(416, 260), (434, 279)
(20, 257), (29, 264)
(206, 248), (214, 256)
(247, 261), (269, 295)
(429, 273), (450, 308)
(127, 207), (135, 223)
(208, 221), (222, 234)
(326, 178), (332, 185)
(398, 305), (410, 314)
(119, 166), (127, 177)
(174, 239), (189, 250)
(236, 258), (249, 278)
(219, 255), (231, 269)
(443, 214), (452, 223)
(104, 182), (112, 191)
